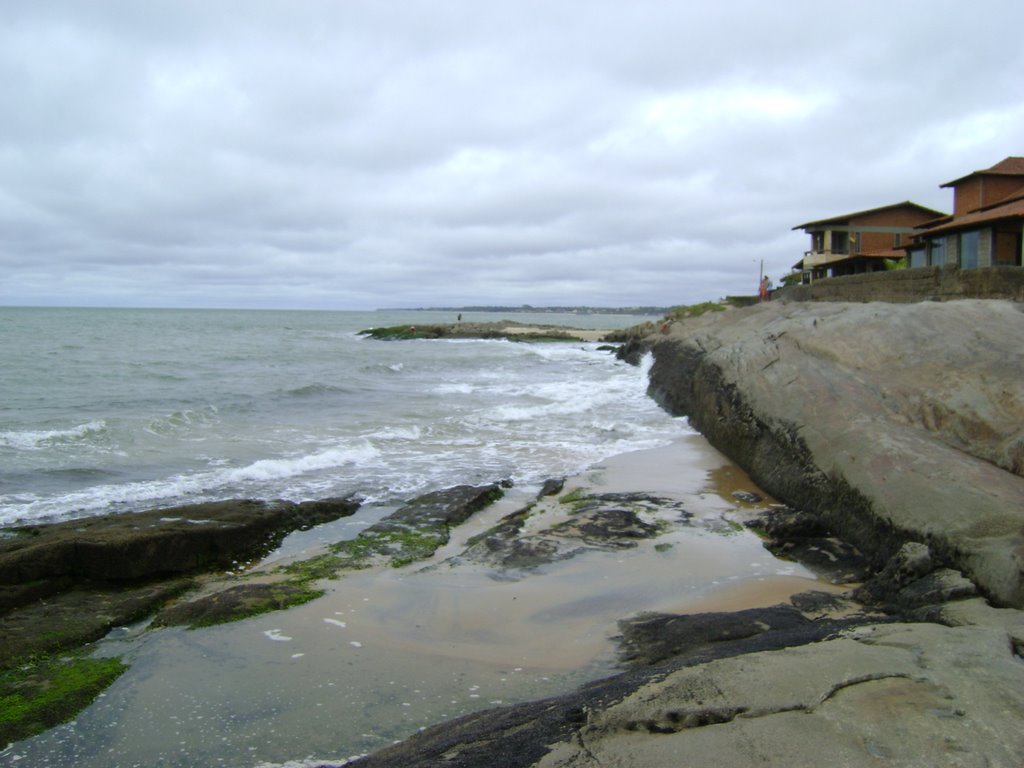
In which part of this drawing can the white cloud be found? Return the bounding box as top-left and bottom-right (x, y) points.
(1, 0), (1023, 309)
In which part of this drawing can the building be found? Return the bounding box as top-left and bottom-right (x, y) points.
(904, 157), (1024, 269)
(793, 202), (946, 283)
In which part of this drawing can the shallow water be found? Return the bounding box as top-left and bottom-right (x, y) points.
(1, 439), (837, 768)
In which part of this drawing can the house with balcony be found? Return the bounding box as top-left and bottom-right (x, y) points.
(793, 201), (946, 283)
(904, 156), (1024, 269)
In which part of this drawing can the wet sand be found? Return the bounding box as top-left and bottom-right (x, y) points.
(8, 435), (841, 768)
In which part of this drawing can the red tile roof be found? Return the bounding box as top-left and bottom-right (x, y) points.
(792, 201), (946, 230)
(987, 156), (1024, 174)
(940, 156), (1024, 187)
(857, 247), (906, 259)
(917, 195), (1024, 236)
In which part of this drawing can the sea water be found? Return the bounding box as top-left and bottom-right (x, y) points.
(0, 306), (675, 526)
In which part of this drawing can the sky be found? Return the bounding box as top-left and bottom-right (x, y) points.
(2, 1), (1023, 311)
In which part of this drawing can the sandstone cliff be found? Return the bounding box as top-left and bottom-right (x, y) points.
(644, 299), (1024, 608)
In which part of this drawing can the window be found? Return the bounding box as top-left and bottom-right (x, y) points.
(832, 231), (849, 254)
(959, 230), (979, 269)
(909, 248), (926, 268)
(927, 237), (945, 266)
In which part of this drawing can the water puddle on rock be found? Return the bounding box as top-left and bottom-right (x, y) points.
(2, 435), (841, 768)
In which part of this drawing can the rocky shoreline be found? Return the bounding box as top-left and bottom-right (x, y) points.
(3, 299), (1024, 765)
(346, 299), (1024, 767)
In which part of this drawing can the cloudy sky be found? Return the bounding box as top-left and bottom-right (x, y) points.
(2, 1), (1023, 310)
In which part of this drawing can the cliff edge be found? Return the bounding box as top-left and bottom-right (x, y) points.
(645, 299), (1024, 608)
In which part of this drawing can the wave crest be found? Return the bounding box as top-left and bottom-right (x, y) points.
(0, 421), (107, 451)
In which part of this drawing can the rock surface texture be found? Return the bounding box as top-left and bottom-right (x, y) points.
(645, 299), (1024, 607)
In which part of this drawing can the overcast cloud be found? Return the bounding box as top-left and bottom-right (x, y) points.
(2, 0), (1023, 310)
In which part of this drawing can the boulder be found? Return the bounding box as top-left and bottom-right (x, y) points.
(644, 300), (1024, 607)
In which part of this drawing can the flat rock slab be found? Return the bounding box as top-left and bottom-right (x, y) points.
(0, 497), (360, 592)
(617, 604), (831, 667)
(0, 580), (190, 661)
(645, 300), (1024, 607)
(457, 492), (688, 573)
(0, 497), (360, 661)
(536, 621), (1024, 767)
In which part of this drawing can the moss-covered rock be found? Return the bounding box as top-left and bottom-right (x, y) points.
(154, 581), (325, 629)
(157, 484), (506, 627)
(0, 653), (127, 747)
(323, 483), (505, 570)
(0, 497), (360, 599)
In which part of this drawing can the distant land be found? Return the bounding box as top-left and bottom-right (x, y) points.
(383, 305), (672, 315)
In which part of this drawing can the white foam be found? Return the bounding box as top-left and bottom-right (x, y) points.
(0, 420), (107, 450)
(225, 443), (379, 483)
(323, 618), (347, 628)
(3, 328), (686, 530)
(434, 382), (474, 395)
(367, 425), (422, 441)
(264, 629), (292, 642)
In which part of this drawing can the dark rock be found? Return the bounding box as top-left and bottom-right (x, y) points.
(788, 590), (857, 616)
(616, 337), (646, 365)
(616, 605), (813, 667)
(154, 581), (323, 628)
(769, 537), (870, 584)
(854, 541), (936, 606)
(731, 490), (763, 503)
(746, 505), (830, 540)
(458, 491), (680, 573)
(460, 510), (581, 572)
(539, 477), (566, 497)
(896, 569), (978, 609)
(746, 506), (870, 584)
(0, 497), (361, 594)
(342, 484), (504, 568)
(0, 580), (191, 661)
(851, 543), (976, 614)
(489, 538), (582, 571)
(378, 484), (502, 532)
(0, 496), (360, 666)
(555, 507), (661, 548)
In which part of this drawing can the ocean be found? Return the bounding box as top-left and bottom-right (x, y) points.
(0, 306), (679, 527)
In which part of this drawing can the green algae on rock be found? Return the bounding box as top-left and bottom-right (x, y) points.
(156, 484), (507, 629)
(0, 653), (127, 747)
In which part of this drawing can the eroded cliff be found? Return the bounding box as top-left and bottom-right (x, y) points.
(643, 299), (1024, 607)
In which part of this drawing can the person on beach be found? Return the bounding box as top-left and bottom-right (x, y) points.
(759, 276), (769, 302)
